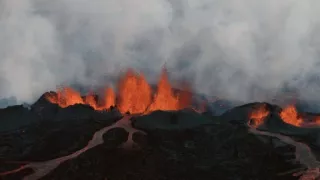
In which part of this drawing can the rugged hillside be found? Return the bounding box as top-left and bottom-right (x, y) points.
(1, 96), (320, 180)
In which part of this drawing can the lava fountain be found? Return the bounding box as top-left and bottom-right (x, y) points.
(248, 104), (270, 128)
(280, 105), (304, 127)
(45, 67), (193, 114)
(248, 103), (320, 128)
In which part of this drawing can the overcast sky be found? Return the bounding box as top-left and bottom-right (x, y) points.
(1, 0), (320, 105)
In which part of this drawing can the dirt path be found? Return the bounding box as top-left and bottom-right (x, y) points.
(249, 128), (320, 180)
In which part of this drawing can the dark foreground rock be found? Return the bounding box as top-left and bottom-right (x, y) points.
(0, 105), (41, 132)
(0, 103), (122, 162)
(221, 102), (320, 151)
(0, 105), (309, 180)
(132, 109), (215, 130)
(4, 96), (320, 180)
(36, 120), (300, 180)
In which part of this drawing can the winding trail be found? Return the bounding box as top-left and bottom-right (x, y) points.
(0, 115), (145, 180)
(249, 128), (320, 180)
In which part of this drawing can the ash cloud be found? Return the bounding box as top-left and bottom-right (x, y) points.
(1, 0), (320, 105)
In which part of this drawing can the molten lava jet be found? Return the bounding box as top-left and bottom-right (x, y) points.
(46, 87), (84, 108)
(117, 69), (152, 114)
(46, 87), (116, 111)
(249, 104), (270, 128)
(45, 68), (192, 114)
(248, 104), (320, 128)
(280, 105), (303, 127)
(147, 67), (180, 113)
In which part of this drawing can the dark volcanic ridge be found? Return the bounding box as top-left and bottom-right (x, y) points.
(0, 92), (320, 180)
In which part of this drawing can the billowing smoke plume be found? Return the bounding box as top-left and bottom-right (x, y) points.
(1, 0), (320, 105)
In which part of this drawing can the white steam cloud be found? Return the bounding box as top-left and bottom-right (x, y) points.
(1, 0), (320, 105)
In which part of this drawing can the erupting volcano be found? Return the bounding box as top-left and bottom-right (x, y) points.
(247, 103), (320, 129)
(2, 69), (320, 180)
(45, 67), (192, 114)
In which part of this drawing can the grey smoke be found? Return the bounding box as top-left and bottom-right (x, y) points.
(1, 0), (320, 105)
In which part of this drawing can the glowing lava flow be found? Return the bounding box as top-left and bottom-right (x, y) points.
(248, 125), (320, 180)
(0, 116), (145, 180)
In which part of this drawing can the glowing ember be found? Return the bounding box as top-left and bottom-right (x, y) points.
(280, 105), (303, 127)
(45, 68), (192, 114)
(249, 104), (270, 128)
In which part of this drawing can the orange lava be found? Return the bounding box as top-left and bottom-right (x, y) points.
(117, 69), (152, 114)
(104, 87), (116, 109)
(280, 105), (303, 127)
(46, 87), (84, 108)
(147, 67), (179, 113)
(45, 68), (192, 114)
(249, 104), (270, 128)
(315, 117), (320, 124)
(308, 116), (320, 127)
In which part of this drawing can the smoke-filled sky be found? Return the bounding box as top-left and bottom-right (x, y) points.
(1, 0), (320, 104)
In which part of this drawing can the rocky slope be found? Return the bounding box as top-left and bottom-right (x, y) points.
(0, 95), (319, 180)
